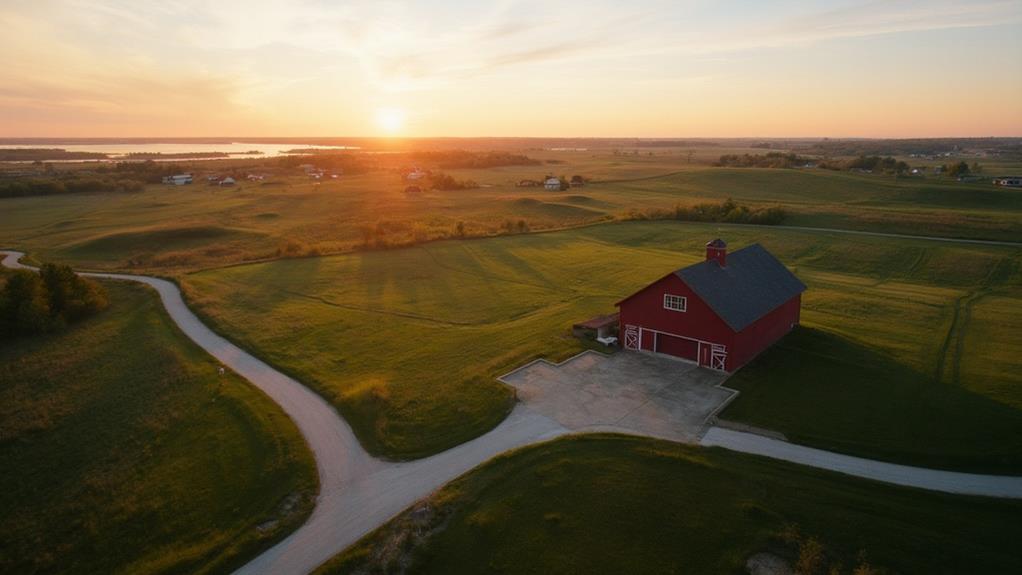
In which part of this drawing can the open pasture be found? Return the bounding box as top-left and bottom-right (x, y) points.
(181, 221), (1022, 469)
(0, 280), (317, 574)
(319, 435), (1022, 575)
(2, 149), (1019, 272)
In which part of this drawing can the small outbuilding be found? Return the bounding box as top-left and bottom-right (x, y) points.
(219, 176), (236, 186)
(544, 177), (561, 190)
(162, 174), (193, 185)
(572, 313), (620, 346)
(616, 239), (805, 372)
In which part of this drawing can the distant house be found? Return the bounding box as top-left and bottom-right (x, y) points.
(993, 176), (1022, 187)
(162, 174), (193, 185)
(517, 179), (541, 187)
(544, 177), (562, 190)
(219, 177), (236, 186)
(406, 169), (427, 181)
(246, 174), (265, 181)
(616, 239), (805, 372)
(405, 185), (422, 194)
(569, 175), (586, 188)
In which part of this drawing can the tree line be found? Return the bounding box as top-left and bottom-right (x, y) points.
(716, 152), (811, 169)
(0, 176), (145, 198)
(407, 150), (540, 169)
(626, 198), (787, 225)
(1, 264), (108, 338)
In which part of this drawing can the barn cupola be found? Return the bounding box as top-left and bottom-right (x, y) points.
(705, 238), (727, 267)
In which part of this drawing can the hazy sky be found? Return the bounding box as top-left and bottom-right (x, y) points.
(2, 0), (1020, 137)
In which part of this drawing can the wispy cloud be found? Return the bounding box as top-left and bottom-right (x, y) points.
(0, 0), (1019, 136)
(675, 0), (1022, 54)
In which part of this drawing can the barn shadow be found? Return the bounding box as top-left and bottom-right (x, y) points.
(722, 326), (1022, 474)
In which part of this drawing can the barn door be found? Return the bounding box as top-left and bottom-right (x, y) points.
(623, 325), (639, 350)
(710, 345), (727, 371)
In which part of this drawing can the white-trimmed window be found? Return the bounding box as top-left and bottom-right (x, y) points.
(663, 294), (687, 312)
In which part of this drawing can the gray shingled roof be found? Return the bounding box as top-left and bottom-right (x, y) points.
(676, 243), (806, 332)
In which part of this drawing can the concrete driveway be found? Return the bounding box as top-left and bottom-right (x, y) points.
(500, 351), (735, 442)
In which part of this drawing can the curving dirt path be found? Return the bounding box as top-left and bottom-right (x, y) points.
(4, 249), (1022, 574)
(0, 250), (569, 575)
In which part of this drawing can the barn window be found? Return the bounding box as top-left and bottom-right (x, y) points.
(663, 294), (687, 312)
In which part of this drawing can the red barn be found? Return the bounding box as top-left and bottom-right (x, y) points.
(616, 239), (805, 372)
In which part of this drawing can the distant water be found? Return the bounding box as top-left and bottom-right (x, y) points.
(3, 142), (358, 161)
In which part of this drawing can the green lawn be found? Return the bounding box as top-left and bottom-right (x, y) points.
(2, 150), (1018, 273)
(0, 280), (317, 574)
(319, 435), (1022, 575)
(179, 221), (1022, 468)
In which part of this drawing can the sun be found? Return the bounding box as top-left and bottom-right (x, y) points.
(375, 107), (406, 135)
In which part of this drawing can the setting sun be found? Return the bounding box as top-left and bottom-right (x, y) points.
(375, 107), (406, 135)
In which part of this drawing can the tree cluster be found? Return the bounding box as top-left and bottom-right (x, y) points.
(108, 160), (191, 183)
(942, 161), (982, 178)
(715, 152), (810, 169)
(674, 198), (787, 225)
(843, 155), (909, 173)
(428, 171), (478, 190)
(1, 264), (108, 338)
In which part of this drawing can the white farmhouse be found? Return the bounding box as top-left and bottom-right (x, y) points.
(544, 177), (561, 190)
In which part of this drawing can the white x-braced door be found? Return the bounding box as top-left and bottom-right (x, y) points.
(624, 325), (639, 350)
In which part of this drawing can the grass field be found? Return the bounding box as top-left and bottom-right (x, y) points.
(2, 149), (1019, 273)
(179, 221), (1022, 469)
(0, 280), (317, 574)
(319, 435), (1022, 575)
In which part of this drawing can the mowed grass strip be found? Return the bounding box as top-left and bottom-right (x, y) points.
(318, 435), (1022, 575)
(181, 221), (1022, 468)
(0, 281), (317, 575)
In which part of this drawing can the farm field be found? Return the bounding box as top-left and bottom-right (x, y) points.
(179, 221), (1022, 469)
(319, 435), (1022, 575)
(2, 149), (1020, 273)
(0, 280), (317, 575)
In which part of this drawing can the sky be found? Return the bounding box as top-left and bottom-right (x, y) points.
(1, 0), (1020, 138)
